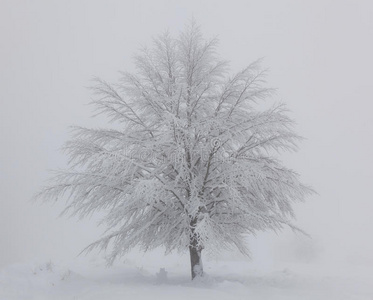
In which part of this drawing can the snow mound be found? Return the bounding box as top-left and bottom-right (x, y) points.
(0, 261), (89, 299)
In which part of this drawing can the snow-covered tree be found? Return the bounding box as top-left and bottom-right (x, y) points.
(37, 22), (312, 280)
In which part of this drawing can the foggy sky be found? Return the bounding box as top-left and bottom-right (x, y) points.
(1, 0), (373, 267)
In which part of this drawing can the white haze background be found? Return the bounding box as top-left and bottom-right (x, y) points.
(1, 0), (372, 291)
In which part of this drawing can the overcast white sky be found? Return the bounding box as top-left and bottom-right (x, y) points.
(1, 0), (373, 268)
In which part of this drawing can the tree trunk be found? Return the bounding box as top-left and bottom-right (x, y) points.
(189, 244), (203, 280)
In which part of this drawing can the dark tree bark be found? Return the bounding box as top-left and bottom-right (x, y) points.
(189, 221), (203, 280)
(189, 244), (203, 280)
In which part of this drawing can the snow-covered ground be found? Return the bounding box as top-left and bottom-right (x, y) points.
(1, 251), (372, 300)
